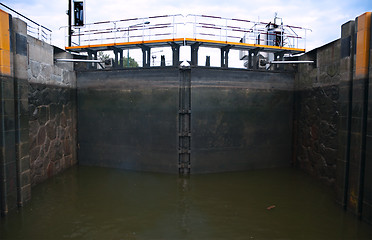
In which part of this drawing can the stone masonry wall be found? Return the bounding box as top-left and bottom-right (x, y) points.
(294, 40), (341, 187)
(28, 84), (76, 185)
(27, 38), (77, 186)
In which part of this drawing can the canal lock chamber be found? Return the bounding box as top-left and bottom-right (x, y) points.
(0, 10), (372, 227)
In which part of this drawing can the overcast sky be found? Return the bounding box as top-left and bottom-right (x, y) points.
(1, 0), (371, 66)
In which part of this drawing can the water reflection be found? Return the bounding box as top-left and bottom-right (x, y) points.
(178, 176), (191, 235)
(0, 166), (371, 239)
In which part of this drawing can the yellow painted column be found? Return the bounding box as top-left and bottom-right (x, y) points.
(347, 11), (371, 218)
(355, 12), (371, 79)
(0, 9), (11, 76)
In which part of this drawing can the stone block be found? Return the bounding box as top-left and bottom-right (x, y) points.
(3, 99), (15, 118)
(36, 106), (49, 125)
(4, 115), (15, 131)
(19, 140), (29, 158)
(352, 102), (363, 116)
(20, 156), (30, 172)
(29, 60), (41, 79)
(29, 146), (40, 162)
(37, 126), (46, 145)
(341, 36), (351, 58)
(15, 33), (27, 56)
(49, 103), (63, 117)
(19, 100), (29, 119)
(2, 79), (14, 99)
(20, 170), (31, 187)
(46, 120), (57, 140)
(5, 162), (17, 190)
(14, 54), (28, 80)
(41, 63), (52, 81)
(341, 20), (355, 38)
(20, 184), (31, 205)
(11, 17), (27, 35)
(17, 80), (29, 100)
(351, 116), (363, 133)
(4, 131), (16, 164)
(28, 120), (39, 137)
(51, 74), (62, 83)
(27, 36), (53, 65)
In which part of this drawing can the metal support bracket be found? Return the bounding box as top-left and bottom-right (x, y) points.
(220, 45), (232, 68)
(86, 49), (98, 69)
(138, 44), (151, 67)
(250, 48), (261, 69)
(190, 42), (202, 66)
(109, 46), (123, 68)
(168, 42), (181, 67)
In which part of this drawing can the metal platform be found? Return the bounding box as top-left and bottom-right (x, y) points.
(63, 14), (309, 68)
(66, 38), (304, 53)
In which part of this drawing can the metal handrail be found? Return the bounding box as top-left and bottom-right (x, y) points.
(0, 3), (52, 44)
(63, 14), (309, 50)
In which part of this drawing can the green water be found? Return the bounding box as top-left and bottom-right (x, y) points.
(1, 166), (371, 240)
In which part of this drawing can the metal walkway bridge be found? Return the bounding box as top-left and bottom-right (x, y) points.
(64, 14), (309, 68)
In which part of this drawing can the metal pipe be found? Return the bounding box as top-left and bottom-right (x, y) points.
(55, 59), (103, 63)
(0, 3), (52, 32)
(270, 60), (314, 64)
(68, 0), (72, 47)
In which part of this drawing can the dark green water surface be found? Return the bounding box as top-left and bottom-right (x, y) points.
(1, 166), (371, 239)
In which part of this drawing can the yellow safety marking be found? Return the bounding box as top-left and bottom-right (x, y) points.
(0, 48), (10, 65)
(0, 9), (11, 76)
(66, 37), (305, 53)
(65, 38), (185, 50)
(185, 38), (305, 52)
(0, 10), (10, 51)
(355, 12), (371, 78)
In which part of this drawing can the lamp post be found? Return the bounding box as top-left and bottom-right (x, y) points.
(127, 21), (150, 67)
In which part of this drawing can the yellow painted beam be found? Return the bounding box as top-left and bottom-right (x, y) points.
(66, 37), (305, 53)
(355, 12), (371, 78)
(65, 38), (185, 50)
(0, 9), (11, 76)
(185, 38), (305, 52)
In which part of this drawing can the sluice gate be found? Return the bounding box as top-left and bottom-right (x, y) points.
(77, 67), (294, 173)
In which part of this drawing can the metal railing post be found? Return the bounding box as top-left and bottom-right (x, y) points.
(225, 19), (228, 42)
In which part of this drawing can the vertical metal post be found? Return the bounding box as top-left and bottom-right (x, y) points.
(114, 22), (117, 44)
(220, 45), (231, 68)
(78, 28), (80, 45)
(142, 20), (145, 42)
(193, 16), (196, 39)
(190, 42), (200, 66)
(225, 19), (228, 42)
(127, 27), (130, 67)
(68, 0), (72, 47)
(170, 42), (180, 66)
(172, 15), (175, 39)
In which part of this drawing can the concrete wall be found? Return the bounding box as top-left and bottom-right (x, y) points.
(293, 39), (340, 187)
(78, 68), (179, 173)
(77, 67), (294, 174)
(190, 68), (293, 173)
(0, 12), (77, 216)
(294, 12), (372, 224)
(0, 10), (31, 216)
